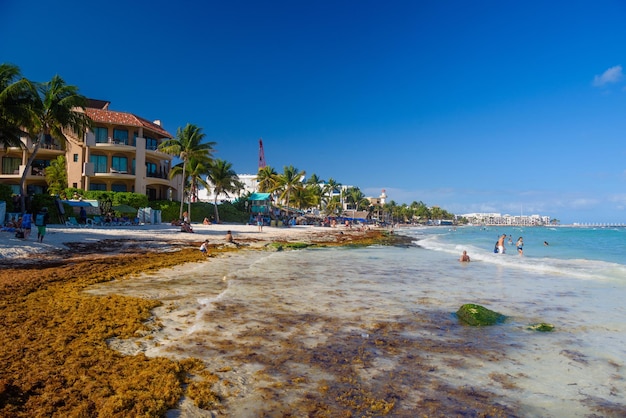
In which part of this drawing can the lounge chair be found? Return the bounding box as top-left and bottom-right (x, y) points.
(65, 217), (85, 228)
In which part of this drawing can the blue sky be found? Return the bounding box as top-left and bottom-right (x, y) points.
(2, 0), (625, 224)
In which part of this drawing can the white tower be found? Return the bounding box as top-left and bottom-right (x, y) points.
(380, 189), (387, 205)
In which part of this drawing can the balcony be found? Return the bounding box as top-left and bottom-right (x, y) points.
(146, 171), (169, 179)
(93, 137), (134, 149)
(91, 168), (135, 179)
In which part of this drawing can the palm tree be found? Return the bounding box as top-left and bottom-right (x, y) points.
(0, 63), (35, 148)
(170, 157), (209, 220)
(305, 173), (322, 186)
(322, 177), (341, 212)
(159, 123), (215, 219)
(206, 159), (243, 223)
(274, 165), (305, 215)
(256, 165), (278, 193)
(44, 155), (67, 196)
(324, 195), (342, 216)
(19, 74), (91, 212)
(304, 173), (324, 213)
(290, 184), (318, 211)
(345, 187), (369, 220)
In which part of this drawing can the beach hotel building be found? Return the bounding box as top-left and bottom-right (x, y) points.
(0, 99), (181, 202)
(460, 212), (551, 226)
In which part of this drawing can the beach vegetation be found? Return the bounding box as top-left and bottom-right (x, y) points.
(149, 199), (248, 224)
(0, 184), (13, 209)
(44, 155), (67, 196)
(159, 123), (215, 220)
(205, 159), (244, 223)
(0, 248), (220, 417)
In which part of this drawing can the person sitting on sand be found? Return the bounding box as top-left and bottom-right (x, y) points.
(203, 217), (210, 225)
(225, 230), (240, 247)
(459, 250), (470, 262)
(181, 222), (194, 233)
(199, 239), (209, 255)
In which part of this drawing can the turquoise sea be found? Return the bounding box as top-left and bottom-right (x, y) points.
(90, 225), (626, 417)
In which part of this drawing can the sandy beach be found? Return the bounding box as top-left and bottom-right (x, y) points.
(1, 222), (420, 417)
(0, 221), (369, 263)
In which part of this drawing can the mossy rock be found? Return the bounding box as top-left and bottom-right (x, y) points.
(267, 242), (310, 251)
(456, 303), (506, 326)
(527, 322), (555, 332)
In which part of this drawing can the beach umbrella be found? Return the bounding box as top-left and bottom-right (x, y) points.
(112, 204), (137, 214)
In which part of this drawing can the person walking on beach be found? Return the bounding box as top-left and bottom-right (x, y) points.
(496, 233), (506, 254)
(516, 237), (524, 255)
(459, 250), (470, 262)
(21, 212), (32, 240)
(256, 213), (263, 232)
(35, 207), (50, 243)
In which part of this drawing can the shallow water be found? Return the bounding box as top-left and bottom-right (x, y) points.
(87, 226), (626, 416)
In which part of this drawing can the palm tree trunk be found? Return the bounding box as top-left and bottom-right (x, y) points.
(178, 160), (186, 220)
(213, 194), (220, 223)
(18, 133), (43, 213)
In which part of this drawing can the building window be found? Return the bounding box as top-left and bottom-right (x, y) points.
(111, 156), (128, 173)
(146, 137), (158, 150)
(2, 157), (21, 174)
(113, 129), (128, 145)
(111, 183), (127, 192)
(146, 162), (157, 177)
(94, 127), (108, 143)
(72, 183), (77, 188)
(89, 155), (107, 173)
(31, 159), (49, 176)
(73, 154), (79, 162)
(89, 183), (106, 191)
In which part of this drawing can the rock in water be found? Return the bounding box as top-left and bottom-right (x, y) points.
(456, 303), (505, 326)
(527, 323), (555, 332)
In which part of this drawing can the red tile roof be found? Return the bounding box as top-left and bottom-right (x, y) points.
(85, 108), (172, 139)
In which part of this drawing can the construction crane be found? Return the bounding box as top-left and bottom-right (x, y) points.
(258, 138), (266, 169)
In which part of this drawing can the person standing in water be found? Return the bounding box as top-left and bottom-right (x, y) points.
(516, 237), (524, 255)
(459, 250), (471, 262)
(496, 234), (507, 254)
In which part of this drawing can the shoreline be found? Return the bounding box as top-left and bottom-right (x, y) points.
(0, 222), (402, 266)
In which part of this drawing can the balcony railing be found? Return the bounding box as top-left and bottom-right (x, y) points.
(146, 171), (169, 179)
(95, 137), (133, 146)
